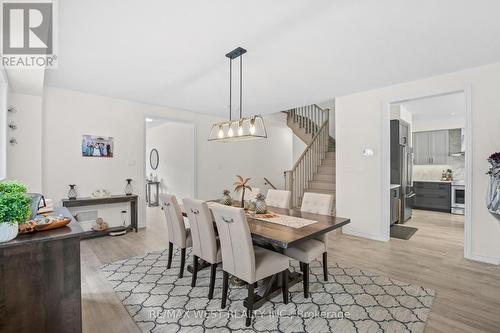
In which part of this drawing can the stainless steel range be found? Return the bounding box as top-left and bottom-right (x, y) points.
(451, 180), (465, 215)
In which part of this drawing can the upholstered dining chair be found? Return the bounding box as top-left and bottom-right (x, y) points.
(159, 193), (192, 278)
(265, 189), (291, 209)
(211, 204), (290, 327)
(182, 198), (222, 299)
(285, 192), (333, 298)
(238, 187), (260, 202)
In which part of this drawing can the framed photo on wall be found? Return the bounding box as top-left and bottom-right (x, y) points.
(82, 135), (114, 157)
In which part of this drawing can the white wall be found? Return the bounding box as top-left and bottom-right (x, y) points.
(292, 134), (307, 165)
(40, 87), (293, 227)
(146, 121), (195, 200)
(6, 93), (43, 192)
(336, 62), (500, 264)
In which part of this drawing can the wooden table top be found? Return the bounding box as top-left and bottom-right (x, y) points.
(181, 203), (350, 249)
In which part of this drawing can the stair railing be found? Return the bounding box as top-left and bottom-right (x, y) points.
(285, 105), (329, 208)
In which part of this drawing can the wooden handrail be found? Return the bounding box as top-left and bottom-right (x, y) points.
(263, 177), (277, 190)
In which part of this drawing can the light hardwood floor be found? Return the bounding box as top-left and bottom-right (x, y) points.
(81, 208), (500, 333)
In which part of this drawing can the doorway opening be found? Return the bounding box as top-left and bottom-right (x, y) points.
(144, 117), (196, 224)
(384, 90), (470, 257)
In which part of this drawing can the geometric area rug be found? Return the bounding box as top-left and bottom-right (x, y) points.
(101, 248), (435, 333)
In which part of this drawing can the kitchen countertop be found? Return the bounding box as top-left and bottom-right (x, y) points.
(390, 184), (401, 189)
(414, 180), (452, 183)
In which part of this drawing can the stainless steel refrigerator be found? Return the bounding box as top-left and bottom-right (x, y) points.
(390, 119), (414, 223)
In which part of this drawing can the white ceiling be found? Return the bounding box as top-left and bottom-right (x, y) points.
(44, 0), (500, 116)
(399, 92), (465, 118)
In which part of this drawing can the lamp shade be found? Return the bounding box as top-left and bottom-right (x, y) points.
(208, 115), (267, 142)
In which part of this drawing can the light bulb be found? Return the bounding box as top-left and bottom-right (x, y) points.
(218, 127), (224, 138)
(238, 126), (243, 136)
(228, 127), (234, 137)
(250, 125), (256, 134)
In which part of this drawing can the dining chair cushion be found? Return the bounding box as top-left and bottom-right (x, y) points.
(254, 246), (290, 282)
(211, 204), (289, 284)
(265, 189), (291, 209)
(285, 239), (326, 264)
(301, 192), (333, 215)
(183, 198), (221, 264)
(160, 193), (190, 249)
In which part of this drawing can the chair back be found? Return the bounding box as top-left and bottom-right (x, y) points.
(183, 198), (218, 263)
(301, 192), (333, 215)
(238, 187), (260, 202)
(159, 193), (188, 248)
(266, 189), (291, 209)
(211, 204), (255, 283)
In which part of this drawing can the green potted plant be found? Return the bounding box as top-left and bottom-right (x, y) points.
(0, 182), (31, 243)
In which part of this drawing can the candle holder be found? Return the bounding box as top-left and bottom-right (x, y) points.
(125, 179), (133, 195)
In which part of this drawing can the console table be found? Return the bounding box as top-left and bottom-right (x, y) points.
(62, 194), (138, 238)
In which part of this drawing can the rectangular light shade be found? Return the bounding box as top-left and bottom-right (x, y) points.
(208, 116), (267, 142)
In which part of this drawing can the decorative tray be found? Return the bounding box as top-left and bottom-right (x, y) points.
(19, 215), (71, 234)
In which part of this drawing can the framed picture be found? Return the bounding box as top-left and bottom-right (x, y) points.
(82, 135), (114, 157)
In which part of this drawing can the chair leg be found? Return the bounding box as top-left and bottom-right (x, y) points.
(221, 271), (229, 309)
(167, 242), (173, 269)
(191, 255), (199, 287)
(246, 283), (254, 327)
(282, 270), (289, 304)
(208, 263), (217, 299)
(303, 263), (309, 298)
(179, 248), (186, 278)
(323, 252), (328, 281)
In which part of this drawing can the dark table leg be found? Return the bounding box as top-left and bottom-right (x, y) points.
(187, 259), (211, 273)
(131, 198), (138, 232)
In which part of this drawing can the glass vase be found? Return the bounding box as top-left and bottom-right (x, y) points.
(68, 184), (77, 200)
(125, 179), (133, 195)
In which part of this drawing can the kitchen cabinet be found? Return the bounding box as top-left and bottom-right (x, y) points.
(414, 181), (451, 212)
(413, 130), (449, 165)
(390, 186), (401, 224)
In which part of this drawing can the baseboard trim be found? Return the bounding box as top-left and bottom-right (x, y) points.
(342, 227), (389, 242)
(465, 252), (500, 265)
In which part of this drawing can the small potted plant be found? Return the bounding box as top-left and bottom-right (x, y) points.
(0, 182), (31, 243)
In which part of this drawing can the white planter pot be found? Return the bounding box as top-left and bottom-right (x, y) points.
(0, 223), (18, 243)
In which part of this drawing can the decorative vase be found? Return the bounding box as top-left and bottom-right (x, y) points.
(486, 175), (500, 214)
(255, 194), (267, 214)
(125, 179), (133, 195)
(220, 190), (233, 206)
(0, 223), (18, 243)
(68, 184), (78, 200)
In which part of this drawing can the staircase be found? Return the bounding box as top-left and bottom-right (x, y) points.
(284, 104), (335, 214)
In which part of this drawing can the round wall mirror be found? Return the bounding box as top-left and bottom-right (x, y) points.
(150, 149), (159, 170)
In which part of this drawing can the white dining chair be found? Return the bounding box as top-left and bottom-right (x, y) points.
(182, 198), (222, 299)
(211, 204), (289, 327)
(238, 187), (260, 202)
(265, 189), (291, 209)
(285, 192), (333, 297)
(159, 193), (192, 278)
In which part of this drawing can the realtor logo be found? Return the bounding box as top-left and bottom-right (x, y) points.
(1, 1), (57, 67)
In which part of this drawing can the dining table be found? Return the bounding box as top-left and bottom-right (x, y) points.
(180, 201), (351, 309)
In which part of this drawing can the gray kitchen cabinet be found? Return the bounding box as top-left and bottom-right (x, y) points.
(413, 130), (449, 165)
(413, 181), (451, 212)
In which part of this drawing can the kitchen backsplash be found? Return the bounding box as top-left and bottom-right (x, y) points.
(413, 155), (465, 181)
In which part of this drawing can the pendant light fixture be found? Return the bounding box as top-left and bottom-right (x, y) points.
(208, 47), (267, 142)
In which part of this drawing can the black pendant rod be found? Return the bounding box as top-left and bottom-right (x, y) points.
(239, 54), (243, 119)
(229, 58), (232, 121)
